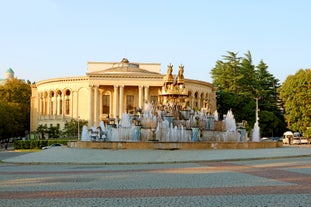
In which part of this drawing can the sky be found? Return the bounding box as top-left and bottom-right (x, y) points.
(0, 0), (310, 84)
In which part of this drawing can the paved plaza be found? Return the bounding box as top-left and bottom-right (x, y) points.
(0, 146), (310, 206)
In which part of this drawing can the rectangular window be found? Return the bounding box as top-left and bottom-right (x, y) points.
(126, 95), (134, 113)
(59, 99), (63, 115)
(102, 95), (110, 114)
(150, 96), (158, 105)
(65, 99), (70, 115)
(50, 102), (53, 115)
(44, 100), (48, 115)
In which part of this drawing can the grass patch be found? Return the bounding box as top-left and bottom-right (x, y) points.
(14, 149), (41, 152)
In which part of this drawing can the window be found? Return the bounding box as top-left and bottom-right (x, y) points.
(65, 99), (70, 115)
(102, 95), (110, 114)
(150, 96), (158, 105)
(126, 95), (134, 113)
(59, 99), (63, 115)
(65, 90), (71, 115)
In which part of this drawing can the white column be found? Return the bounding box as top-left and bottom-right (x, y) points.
(75, 91), (79, 119)
(45, 94), (51, 115)
(94, 86), (99, 126)
(39, 96), (43, 115)
(53, 96), (57, 115)
(113, 85), (119, 118)
(191, 95), (195, 109)
(42, 96), (46, 115)
(99, 90), (102, 115)
(119, 85), (124, 118)
(144, 86), (149, 103)
(70, 91), (73, 118)
(62, 95), (65, 117)
(138, 86), (143, 109)
(89, 86), (93, 127)
(57, 96), (61, 115)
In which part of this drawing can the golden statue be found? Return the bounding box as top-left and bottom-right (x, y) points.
(177, 64), (185, 86)
(163, 64), (174, 90)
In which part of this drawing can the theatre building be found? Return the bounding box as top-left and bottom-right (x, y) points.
(30, 58), (216, 131)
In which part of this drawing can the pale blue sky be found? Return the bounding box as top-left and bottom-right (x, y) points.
(0, 0), (310, 84)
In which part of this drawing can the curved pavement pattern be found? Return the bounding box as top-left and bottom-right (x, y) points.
(2, 146), (311, 164)
(0, 146), (310, 207)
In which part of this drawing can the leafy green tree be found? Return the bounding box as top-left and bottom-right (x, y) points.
(47, 125), (60, 138)
(63, 119), (88, 138)
(212, 51), (242, 93)
(0, 101), (18, 139)
(278, 69), (311, 135)
(37, 124), (48, 139)
(0, 78), (31, 140)
(211, 51), (285, 137)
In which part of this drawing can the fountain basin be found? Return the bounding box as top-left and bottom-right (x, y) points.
(68, 140), (282, 150)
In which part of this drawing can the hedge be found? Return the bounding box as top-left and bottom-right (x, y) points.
(13, 140), (68, 150)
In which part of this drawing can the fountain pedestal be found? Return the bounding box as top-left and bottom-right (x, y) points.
(191, 127), (200, 142)
(131, 125), (141, 141)
(106, 124), (113, 141)
(163, 116), (174, 127)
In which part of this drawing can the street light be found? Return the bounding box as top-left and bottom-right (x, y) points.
(78, 116), (80, 140)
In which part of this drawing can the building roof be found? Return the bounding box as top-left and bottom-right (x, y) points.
(6, 68), (14, 74)
(87, 58), (161, 74)
(88, 66), (160, 75)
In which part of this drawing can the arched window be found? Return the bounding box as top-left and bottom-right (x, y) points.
(50, 91), (55, 115)
(65, 90), (71, 115)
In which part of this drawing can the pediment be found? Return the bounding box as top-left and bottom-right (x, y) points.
(88, 66), (160, 75)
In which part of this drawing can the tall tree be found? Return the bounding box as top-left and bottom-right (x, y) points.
(211, 51), (242, 93)
(279, 69), (311, 136)
(211, 51), (285, 136)
(0, 78), (31, 139)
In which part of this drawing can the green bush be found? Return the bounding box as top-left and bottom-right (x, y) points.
(13, 140), (68, 150)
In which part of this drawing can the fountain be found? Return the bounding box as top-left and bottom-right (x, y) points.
(69, 64), (279, 150)
(252, 121), (260, 142)
(252, 98), (260, 142)
(81, 125), (90, 141)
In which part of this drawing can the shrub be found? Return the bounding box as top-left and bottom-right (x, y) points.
(13, 140), (68, 150)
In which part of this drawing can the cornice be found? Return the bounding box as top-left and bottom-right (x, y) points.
(87, 74), (164, 80)
(185, 79), (214, 87)
(36, 76), (89, 86)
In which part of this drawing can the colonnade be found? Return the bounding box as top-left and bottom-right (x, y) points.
(39, 90), (72, 118)
(88, 85), (150, 127)
(37, 86), (214, 128)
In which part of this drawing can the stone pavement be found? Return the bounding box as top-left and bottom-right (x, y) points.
(1, 146), (311, 207)
(2, 145), (311, 164)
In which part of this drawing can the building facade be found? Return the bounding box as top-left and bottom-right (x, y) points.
(30, 58), (216, 131)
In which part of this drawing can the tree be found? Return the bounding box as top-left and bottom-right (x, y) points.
(37, 124), (48, 139)
(211, 51), (285, 137)
(211, 51), (242, 93)
(63, 119), (88, 138)
(278, 69), (311, 135)
(0, 78), (31, 140)
(0, 101), (18, 139)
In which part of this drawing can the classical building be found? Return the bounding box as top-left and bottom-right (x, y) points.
(30, 58), (216, 131)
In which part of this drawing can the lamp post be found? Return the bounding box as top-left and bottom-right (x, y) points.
(255, 98), (259, 123)
(77, 116), (80, 140)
